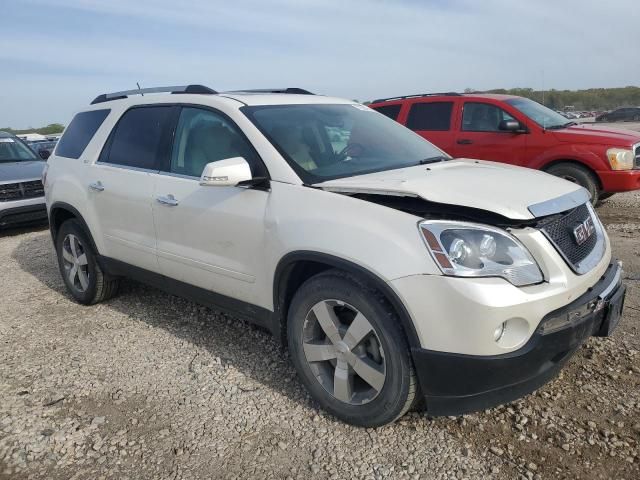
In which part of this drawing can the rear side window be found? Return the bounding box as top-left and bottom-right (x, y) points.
(372, 104), (402, 121)
(55, 109), (110, 159)
(102, 106), (173, 170)
(407, 102), (453, 131)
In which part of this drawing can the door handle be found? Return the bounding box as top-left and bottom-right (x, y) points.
(456, 139), (473, 145)
(89, 181), (104, 192)
(156, 194), (179, 206)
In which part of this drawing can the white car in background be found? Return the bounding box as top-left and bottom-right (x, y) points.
(44, 85), (625, 426)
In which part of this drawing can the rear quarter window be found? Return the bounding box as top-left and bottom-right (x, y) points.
(371, 104), (402, 121)
(55, 109), (110, 159)
(406, 102), (453, 131)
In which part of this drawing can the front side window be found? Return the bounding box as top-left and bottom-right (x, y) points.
(170, 108), (258, 177)
(462, 102), (515, 132)
(103, 106), (173, 170)
(242, 104), (447, 183)
(0, 135), (39, 162)
(406, 102), (453, 131)
(56, 109), (110, 159)
(505, 97), (571, 129)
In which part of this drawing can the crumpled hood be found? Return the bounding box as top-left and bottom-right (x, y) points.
(552, 123), (640, 146)
(0, 161), (46, 183)
(314, 159), (587, 220)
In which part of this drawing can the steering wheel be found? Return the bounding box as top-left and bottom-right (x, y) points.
(337, 143), (366, 160)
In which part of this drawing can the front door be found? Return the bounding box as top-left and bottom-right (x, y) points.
(151, 106), (270, 306)
(87, 105), (174, 271)
(450, 101), (527, 165)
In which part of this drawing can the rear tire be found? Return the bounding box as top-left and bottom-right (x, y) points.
(546, 163), (600, 205)
(287, 269), (417, 427)
(55, 219), (119, 305)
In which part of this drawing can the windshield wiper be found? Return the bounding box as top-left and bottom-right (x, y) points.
(418, 155), (448, 165)
(546, 121), (577, 130)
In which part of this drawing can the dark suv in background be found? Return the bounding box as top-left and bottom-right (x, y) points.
(596, 107), (640, 123)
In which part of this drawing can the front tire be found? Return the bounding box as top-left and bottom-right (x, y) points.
(55, 219), (119, 305)
(546, 163), (600, 205)
(287, 270), (417, 427)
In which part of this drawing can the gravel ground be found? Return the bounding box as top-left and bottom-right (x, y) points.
(1, 192), (639, 480)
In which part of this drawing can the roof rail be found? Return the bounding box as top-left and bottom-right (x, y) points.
(371, 92), (462, 104)
(90, 84), (217, 105)
(225, 88), (314, 95)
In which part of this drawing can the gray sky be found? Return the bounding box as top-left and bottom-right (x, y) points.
(2, 0), (639, 129)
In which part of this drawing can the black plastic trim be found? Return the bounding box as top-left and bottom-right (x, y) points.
(97, 256), (274, 328)
(0, 203), (47, 228)
(371, 92), (462, 104)
(48, 202), (98, 250)
(273, 251), (422, 349)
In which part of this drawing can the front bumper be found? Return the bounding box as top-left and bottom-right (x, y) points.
(598, 170), (640, 192)
(0, 201), (47, 229)
(411, 260), (625, 416)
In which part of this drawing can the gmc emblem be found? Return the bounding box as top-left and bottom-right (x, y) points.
(572, 217), (595, 245)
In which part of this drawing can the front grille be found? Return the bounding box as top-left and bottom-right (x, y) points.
(538, 203), (598, 270)
(634, 144), (640, 169)
(0, 180), (44, 202)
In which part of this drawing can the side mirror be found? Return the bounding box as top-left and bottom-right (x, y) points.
(499, 119), (523, 132)
(200, 157), (252, 187)
(39, 150), (51, 160)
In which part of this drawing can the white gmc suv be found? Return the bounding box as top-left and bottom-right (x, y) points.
(44, 85), (626, 426)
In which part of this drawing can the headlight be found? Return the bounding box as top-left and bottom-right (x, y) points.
(419, 221), (544, 287)
(606, 148), (634, 170)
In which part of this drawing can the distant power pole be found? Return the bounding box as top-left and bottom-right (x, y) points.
(541, 69), (545, 106)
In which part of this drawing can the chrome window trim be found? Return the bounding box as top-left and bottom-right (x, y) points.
(157, 171), (200, 181)
(528, 188), (591, 218)
(94, 161), (159, 174)
(539, 202), (606, 275)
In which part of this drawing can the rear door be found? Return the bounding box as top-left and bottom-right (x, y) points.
(449, 101), (526, 164)
(403, 100), (457, 154)
(87, 105), (174, 272)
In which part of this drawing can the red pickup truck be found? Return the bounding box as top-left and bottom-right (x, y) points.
(369, 93), (640, 203)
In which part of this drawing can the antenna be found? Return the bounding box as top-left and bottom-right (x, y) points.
(137, 82), (144, 96)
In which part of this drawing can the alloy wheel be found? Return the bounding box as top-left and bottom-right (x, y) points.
(301, 299), (386, 405)
(61, 234), (90, 292)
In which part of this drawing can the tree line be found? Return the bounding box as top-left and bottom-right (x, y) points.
(1, 123), (65, 135)
(475, 86), (640, 111)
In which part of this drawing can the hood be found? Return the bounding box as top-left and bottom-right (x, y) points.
(0, 161), (46, 183)
(315, 159), (588, 220)
(552, 123), (640, 146)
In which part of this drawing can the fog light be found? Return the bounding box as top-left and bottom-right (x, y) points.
(493, 322), (506, 342)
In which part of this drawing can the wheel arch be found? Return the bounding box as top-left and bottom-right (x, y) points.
(272, 251), (422, 349)
(49, 202), (99, 254)
(541, 159), (603, 190)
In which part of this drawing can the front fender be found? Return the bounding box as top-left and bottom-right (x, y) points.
(531, 144), (609, 172)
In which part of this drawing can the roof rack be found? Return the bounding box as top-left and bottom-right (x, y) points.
(371, 92), (462, 103)
(90, 84), (217, 105)
(225, 88), (314, 95)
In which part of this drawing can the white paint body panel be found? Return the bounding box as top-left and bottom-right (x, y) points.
(316, 159), (584, 220)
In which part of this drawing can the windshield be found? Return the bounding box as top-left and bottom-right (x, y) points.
(505, 97), (573, 129)
(242, 104), (448, 183)
(0, 136), (39, 162)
